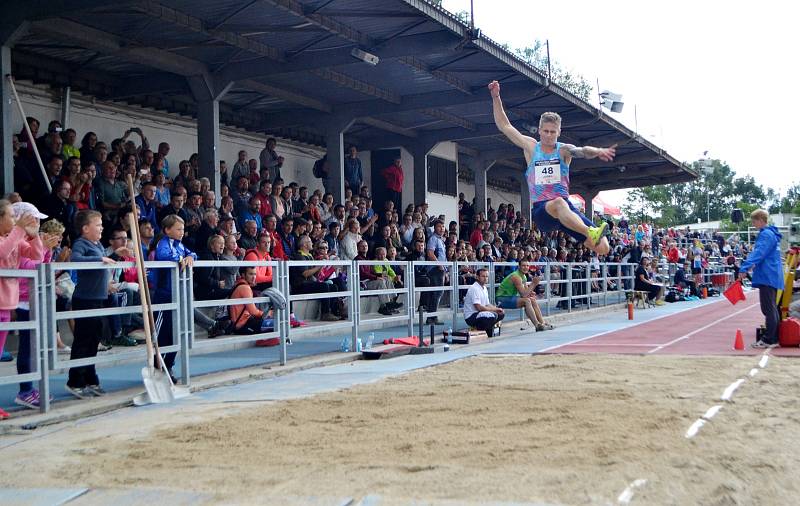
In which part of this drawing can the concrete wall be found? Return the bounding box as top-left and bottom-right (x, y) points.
(11, 81), (325, 192)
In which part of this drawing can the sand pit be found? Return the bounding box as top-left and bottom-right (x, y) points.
(4, 353), (800, 505)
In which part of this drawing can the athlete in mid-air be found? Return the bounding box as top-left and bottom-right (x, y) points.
(489, 80), (615, 255)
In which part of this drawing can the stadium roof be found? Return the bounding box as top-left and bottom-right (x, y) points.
(6, 0), (697, 192)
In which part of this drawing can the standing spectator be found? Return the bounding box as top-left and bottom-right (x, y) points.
(424, 220), (447, 325)
(344, 145), (363, 193)
(94, 161), (127, 226)
(156, 142), (170, 177)
(65, 210), (111, 400)
(463, 268), (505, 337)
(738, 209), (784, 348)
(231, 150), (249, 183)
(260, 137), (284, 182)
(151, 215), (195, 382)
(382, 157), (404, 212)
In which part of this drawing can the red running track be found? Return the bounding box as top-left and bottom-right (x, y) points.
(547, 295), (800, 357)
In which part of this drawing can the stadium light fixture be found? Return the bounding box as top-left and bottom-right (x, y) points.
(599, 90), (624, 113)
(351, 48), (379, 66)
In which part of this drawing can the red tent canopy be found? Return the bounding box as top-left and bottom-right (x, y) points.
(568, 194), (622, 217)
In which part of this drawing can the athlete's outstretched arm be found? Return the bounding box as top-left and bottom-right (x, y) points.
(488, 80), (535, 154)
(559, 143), (617, 163)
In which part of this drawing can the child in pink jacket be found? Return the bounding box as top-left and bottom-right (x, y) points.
(0, 200), (44, 419)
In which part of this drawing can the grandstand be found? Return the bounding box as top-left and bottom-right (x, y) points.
(1, 2), (797, 505)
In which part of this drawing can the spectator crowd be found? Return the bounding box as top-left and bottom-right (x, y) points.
(2, 115), (751, 413)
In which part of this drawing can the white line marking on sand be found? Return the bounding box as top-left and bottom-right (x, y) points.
(685, 419), (706, 438)
(721, 379), (745, 401)
(617, 478), (647, 505)
(648, 303), (758, 354)
(759, 354), (769, 368)
(702, 405), (723, 420)
(749, 368), (759, 377)
(560, 343), (659, 347)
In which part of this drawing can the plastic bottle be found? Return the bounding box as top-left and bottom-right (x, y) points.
(355, 335), (362, 352)
(447, 327), (453, 345)
(366, 332), (375, 349)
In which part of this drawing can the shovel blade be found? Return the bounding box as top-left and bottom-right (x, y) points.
(141, 366), (175, 404)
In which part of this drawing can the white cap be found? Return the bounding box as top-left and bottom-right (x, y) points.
(12, 201), (48, 219)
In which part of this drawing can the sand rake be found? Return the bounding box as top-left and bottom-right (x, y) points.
(126, 176), (190, 405)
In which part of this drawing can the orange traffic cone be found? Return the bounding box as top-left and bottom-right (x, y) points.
(733, 329), (745, 350)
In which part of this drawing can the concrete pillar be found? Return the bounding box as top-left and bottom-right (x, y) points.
(196, 99), (220, 200)
(517, 171), (532, 226)
(409, 142), (436, 207)
(324, 129), (345, 204)
(321, 116), (355, 205)
(0, 46), (12, 196)
(577, 188), (599, 221)
(473, 158), (496, 217)
(189, 76), (232, 205)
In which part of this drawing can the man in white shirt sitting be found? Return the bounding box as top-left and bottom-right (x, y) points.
(463, 268), (505, 337)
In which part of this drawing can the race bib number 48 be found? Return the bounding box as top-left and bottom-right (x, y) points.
(534, 159), (561, 186)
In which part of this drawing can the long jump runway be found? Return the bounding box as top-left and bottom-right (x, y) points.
(546, 294), (800, 357)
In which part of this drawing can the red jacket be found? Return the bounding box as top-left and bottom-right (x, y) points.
(243, 248), (273, 284)
(382, 164), (404, 192)
(667, 246), (679, 263)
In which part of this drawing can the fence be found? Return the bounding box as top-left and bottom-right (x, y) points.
(0, 258), (666, 413)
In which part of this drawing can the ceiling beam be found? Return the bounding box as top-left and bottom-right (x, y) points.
(239, 79), (331, 112)
(130, 1), (285, 62)
(397, 56), (472, 95)
(359, 118), (418, 138)
(262, 0), (373, 47)
(570, 151), (665, 170)
(31, 19), (208, 76)
(218, 30), (458, 82)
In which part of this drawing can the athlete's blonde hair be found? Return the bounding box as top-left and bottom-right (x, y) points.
(539, 112), (562, 129)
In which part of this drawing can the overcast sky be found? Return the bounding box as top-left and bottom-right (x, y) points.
(442, 0), (799, 206)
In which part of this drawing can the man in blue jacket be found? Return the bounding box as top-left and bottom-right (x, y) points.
(738, 209), (784, 348)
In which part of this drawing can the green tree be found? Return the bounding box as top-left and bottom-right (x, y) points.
(502, 41), (593, 101)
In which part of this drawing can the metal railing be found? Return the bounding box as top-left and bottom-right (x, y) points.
(4, 258), (658, 413)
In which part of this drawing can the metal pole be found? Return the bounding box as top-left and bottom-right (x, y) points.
(279, 262), (287, 366)
(451, 261), (458, 331)
(60, 86), (71, 128)
(585, 264), (591, 308)
(544, 265), (551, 317)
(351, 260), (360, 352)
(406, 261), (414, 338)
(566, 264), (573, 313)
(6, 75), (51, 192)
(175, 266), (189, 385)
(37, 263), (50, 413)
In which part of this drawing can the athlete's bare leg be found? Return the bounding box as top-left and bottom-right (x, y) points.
(544, 198), (590, 237)
(517, 297), (542, 325)
(584, 236), (610, 256)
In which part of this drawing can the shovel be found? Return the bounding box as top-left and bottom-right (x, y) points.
(126, 176), (189, 405)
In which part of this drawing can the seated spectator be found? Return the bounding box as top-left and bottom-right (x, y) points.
(228, 266), (273, 334)
(674, 262), (697, 296)
(195, 234), (232, 303)
(289, 235), (339, 321)
(634, 257), (664, 305)
(239, 196), (263, 233)
(238, 220), (258, 251)
(194, 209), (220, 255)
(495, 260), (553, 331)
(464, 268), (505, 337)
(243, 232), (274, 290)
(42, 179), (76, 231)
(356, 242), (398, 316)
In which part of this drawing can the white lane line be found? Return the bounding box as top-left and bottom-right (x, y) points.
(759, 354), (769, 368)
(647, 303), (759, 354)
(617, 478), (648, 505)
(685, 418), (707, 438)
(702, 405), (723, 420)
(560, 343), (659, 347)
(721, 379), (745, 401)
(540, 302), (717, 353)
(749, 368), (759, 377)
